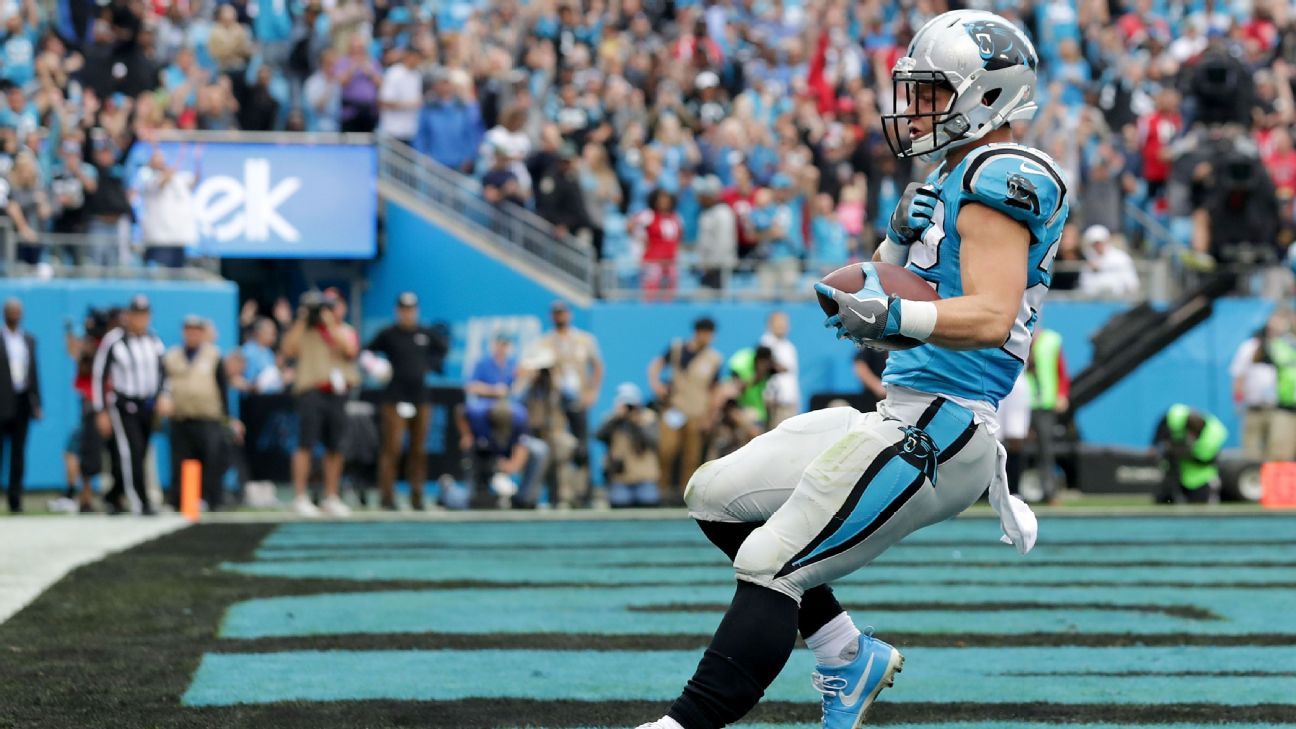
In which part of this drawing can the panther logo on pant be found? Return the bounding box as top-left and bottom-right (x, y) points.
(898, 425), (940, 485)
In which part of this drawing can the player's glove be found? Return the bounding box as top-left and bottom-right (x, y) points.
(887, 182), (939, 246)
(814, 282), (902, 344)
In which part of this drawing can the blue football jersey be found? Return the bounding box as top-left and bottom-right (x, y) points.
(883, 142), (1070, 407)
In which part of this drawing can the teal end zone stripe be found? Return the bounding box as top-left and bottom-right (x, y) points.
(561, 725), (1296, 729)
(255, 516), (1294, 550)
(792, 452), (923, 568)
(181, 647), (1296, 707)
(564, 725), (1296, 729)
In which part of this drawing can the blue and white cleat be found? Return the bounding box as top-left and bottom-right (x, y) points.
(811, 634), (905, 728)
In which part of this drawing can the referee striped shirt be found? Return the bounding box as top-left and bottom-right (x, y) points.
(92, 327), (167, 411)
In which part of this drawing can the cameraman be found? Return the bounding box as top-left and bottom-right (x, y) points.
(455, 398), (549, 510)
(596, 383), (661, 508)
(705, 398), (762, 462)
(281, 290), (359, 517)
(57, 308), (111, 512)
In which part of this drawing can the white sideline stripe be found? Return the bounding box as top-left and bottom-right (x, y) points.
(0, 516), (188, 625)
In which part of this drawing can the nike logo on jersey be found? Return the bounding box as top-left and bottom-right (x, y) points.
(1018, 160), (1050, 177)
(839, 653), (875, 708)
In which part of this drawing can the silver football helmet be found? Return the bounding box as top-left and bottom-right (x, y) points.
(882, 10), (1039, 163)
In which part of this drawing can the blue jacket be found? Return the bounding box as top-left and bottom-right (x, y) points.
(415, 99), (484, 171)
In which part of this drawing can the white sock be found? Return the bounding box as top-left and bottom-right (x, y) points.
(653, 717), (686, 729)
(805, 612), (863, 667)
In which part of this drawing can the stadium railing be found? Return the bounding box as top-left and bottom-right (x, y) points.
(597, 258), (1176, 303)
(0, 223), (223, 281)
(375, 136), (597, 296)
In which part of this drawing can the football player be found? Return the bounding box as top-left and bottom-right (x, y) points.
(638, 10), (1069, 729)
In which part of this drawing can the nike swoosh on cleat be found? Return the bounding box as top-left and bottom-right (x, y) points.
(838, 653), (875, 709)
(861, 314), (877, 324)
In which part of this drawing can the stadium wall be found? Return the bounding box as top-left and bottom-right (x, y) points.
(370, 198), (1273, 465)
(0, 279), (238, 490)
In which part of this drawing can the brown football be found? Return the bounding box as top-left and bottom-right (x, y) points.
(817, 261), (940, 351)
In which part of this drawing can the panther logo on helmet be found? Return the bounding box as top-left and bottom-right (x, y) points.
(965, 20), (1037, 71)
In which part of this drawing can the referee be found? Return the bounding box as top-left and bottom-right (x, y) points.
(93, 295), (170, 515)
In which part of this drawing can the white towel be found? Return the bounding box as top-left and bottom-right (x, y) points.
(988, 439), (1038, 554)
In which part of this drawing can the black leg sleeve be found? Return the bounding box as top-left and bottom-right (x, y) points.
(667, 581), (800, 729)
(696, 520), (846, 640)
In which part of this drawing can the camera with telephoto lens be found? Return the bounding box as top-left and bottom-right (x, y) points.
(299, 290), (329, 327)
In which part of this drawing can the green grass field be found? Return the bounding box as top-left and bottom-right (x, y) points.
(1, 513), (1294, 728)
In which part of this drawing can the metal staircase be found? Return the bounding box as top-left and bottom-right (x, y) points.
(375, 137), (596, 302)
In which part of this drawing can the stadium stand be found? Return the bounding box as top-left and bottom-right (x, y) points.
(0, 0), (1289, 299)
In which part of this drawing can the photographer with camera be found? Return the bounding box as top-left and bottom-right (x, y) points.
(596, 383), (661, 508)
(1176, 129), (1282, 273)
(281, 289), (359, 517)
(52, 308), (113, 512)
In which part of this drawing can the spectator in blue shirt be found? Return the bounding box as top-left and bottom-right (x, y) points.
(0, 83), (37, 134)
(254, 0), (296, 67)
(415, 69), (484, 173)
(809, 193), (849, 272)
(1, 11), (39, 90)
(467, 334), (517, 403)
(763, 173), (804, 261)
(241, 318), (286, 394)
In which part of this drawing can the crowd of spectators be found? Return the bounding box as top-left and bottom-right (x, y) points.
(414, 0), (1296, 296)
(0, 0), (1291, 293)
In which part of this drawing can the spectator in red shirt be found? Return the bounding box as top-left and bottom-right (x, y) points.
(1137, 88), (1182, 205)
(722, 163), (759, 258)
(1263, 126), (1296, 213)
(634, 188), (683, 300)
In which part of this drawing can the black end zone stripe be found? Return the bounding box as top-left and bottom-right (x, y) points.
(775, 443), (901, 578)
(962, 146), (1067, 219)
(937, 420), (978, 464)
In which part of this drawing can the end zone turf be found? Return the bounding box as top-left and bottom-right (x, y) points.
(1, 516), (1294, 728)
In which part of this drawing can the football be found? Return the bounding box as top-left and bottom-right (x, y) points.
(817, 261), (940, 351)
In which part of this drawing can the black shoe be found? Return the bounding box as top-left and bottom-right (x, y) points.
(140, 504), (156, 516)
(105, 501), (125, 516)
(8, 505), (23, 514)
(409, 494), (425, 511)
(79, 503), (96, 514)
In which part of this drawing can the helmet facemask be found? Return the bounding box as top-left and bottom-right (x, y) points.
(882, 64), (972, 164)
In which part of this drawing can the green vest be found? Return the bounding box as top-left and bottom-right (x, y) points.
(1027, 329), (1062, 410)
(727, 348), (768, 423)
(1267, 338), (1296, 408)
(1165, 403), (1227, 489)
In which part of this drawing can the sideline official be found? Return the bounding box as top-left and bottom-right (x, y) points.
(365, 291), (447, 510)
(93, 295), (169, 515)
